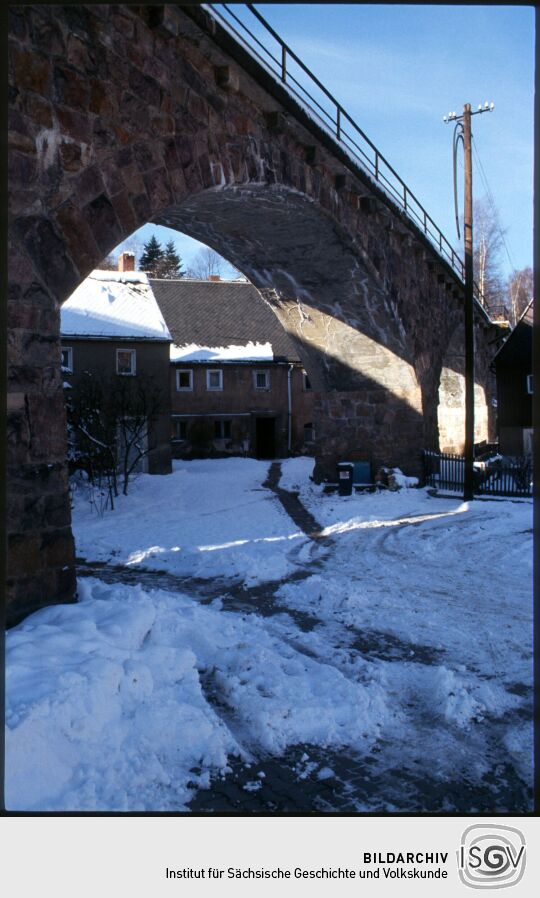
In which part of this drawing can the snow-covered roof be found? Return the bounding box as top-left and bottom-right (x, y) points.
(517, 298), (533, 326)
(493, 298), (533, 364)
(170, 341), (274, 363)
(61, 270), (172, 341)
(150, 278), (301, 362)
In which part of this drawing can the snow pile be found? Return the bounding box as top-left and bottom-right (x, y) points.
(431, 667), (518, 729)
(61, 270), (172, 340)
(5, 582), (239, 810)
(504, 724), (534, 785)
(387, 467), (419, 489)
(170, 341), (273, 362)
(207, 637), (388, 754)
(6, 578), (389, 811)
(72, 459), (306, 586)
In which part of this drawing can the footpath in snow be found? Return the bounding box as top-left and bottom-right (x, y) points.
(5, 458), (533, 812)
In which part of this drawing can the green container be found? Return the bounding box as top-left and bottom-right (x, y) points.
(352, 461), (371, 485)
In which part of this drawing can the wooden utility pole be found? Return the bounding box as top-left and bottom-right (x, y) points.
(463, 102), (475, 501)
(444, 100), (493, 501)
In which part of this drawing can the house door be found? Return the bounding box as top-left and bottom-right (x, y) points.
(255, 417), (276, 459)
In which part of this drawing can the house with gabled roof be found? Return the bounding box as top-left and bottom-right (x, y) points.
(493, 299), (533, 457)
(60, 253), (173, 474)
(149, 276), (315, 460)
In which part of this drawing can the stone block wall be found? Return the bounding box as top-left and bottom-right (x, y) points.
(7, 4), (500, 622)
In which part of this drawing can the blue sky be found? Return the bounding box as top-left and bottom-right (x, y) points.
(116, 4), (534, 281)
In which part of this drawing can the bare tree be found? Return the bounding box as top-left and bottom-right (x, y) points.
(473, 197), (507, 318)
(99, 254), (118, 271)
(99, 235), (146, 272)
(185, 247), (225, 279)
(67, 371), (165, 500)
(123, 236), (145, 261)
(185, 247), (243, 280)
(507, 266), (533, 327)
(111, 375), (164, 494)
(66, 373), (119, 510)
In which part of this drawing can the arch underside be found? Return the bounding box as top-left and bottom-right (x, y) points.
(7, 3), (495, 622)
(154, 185), (426, 477)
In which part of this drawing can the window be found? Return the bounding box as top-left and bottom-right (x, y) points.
(527, 374), (533, 394)
(304, 422), (315, 443)
(61, 347), (73, 373)
(302, 370), (312, 391)
(214, 420), (231, 439)
(176, 369), (193, 391)
(172, 420), (188, 441)
(116, 348), (136, 376)
(253, 369), (270, 390)
(206, 369), (223, 391)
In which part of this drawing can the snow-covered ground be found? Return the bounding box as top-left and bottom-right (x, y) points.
(71, 458), (306, 586)
(5, 458), (533, 811)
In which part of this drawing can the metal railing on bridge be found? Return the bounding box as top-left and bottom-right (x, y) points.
(203, 3), (491, 314)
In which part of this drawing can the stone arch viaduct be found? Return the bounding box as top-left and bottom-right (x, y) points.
(7, 4), (501, 623)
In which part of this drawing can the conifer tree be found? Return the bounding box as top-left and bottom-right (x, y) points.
(139, 235), (164, 274)
(156, 240), (185, 279)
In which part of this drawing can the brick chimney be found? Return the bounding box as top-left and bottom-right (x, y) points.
(208, 274), (220, 281)
(118, 252), (135, 272)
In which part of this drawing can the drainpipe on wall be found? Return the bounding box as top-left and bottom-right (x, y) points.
(287, 364), (294, 454)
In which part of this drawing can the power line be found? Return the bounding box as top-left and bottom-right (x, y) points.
(471, 135), (516, 274)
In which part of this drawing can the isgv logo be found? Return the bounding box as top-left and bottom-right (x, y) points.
(458, 824), (526, 889)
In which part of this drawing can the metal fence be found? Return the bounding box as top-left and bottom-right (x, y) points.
(423, 450), (533, 498)
(204, 3), (491, 315)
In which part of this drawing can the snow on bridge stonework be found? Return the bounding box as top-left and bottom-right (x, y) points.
(8, 4), (501, 622)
